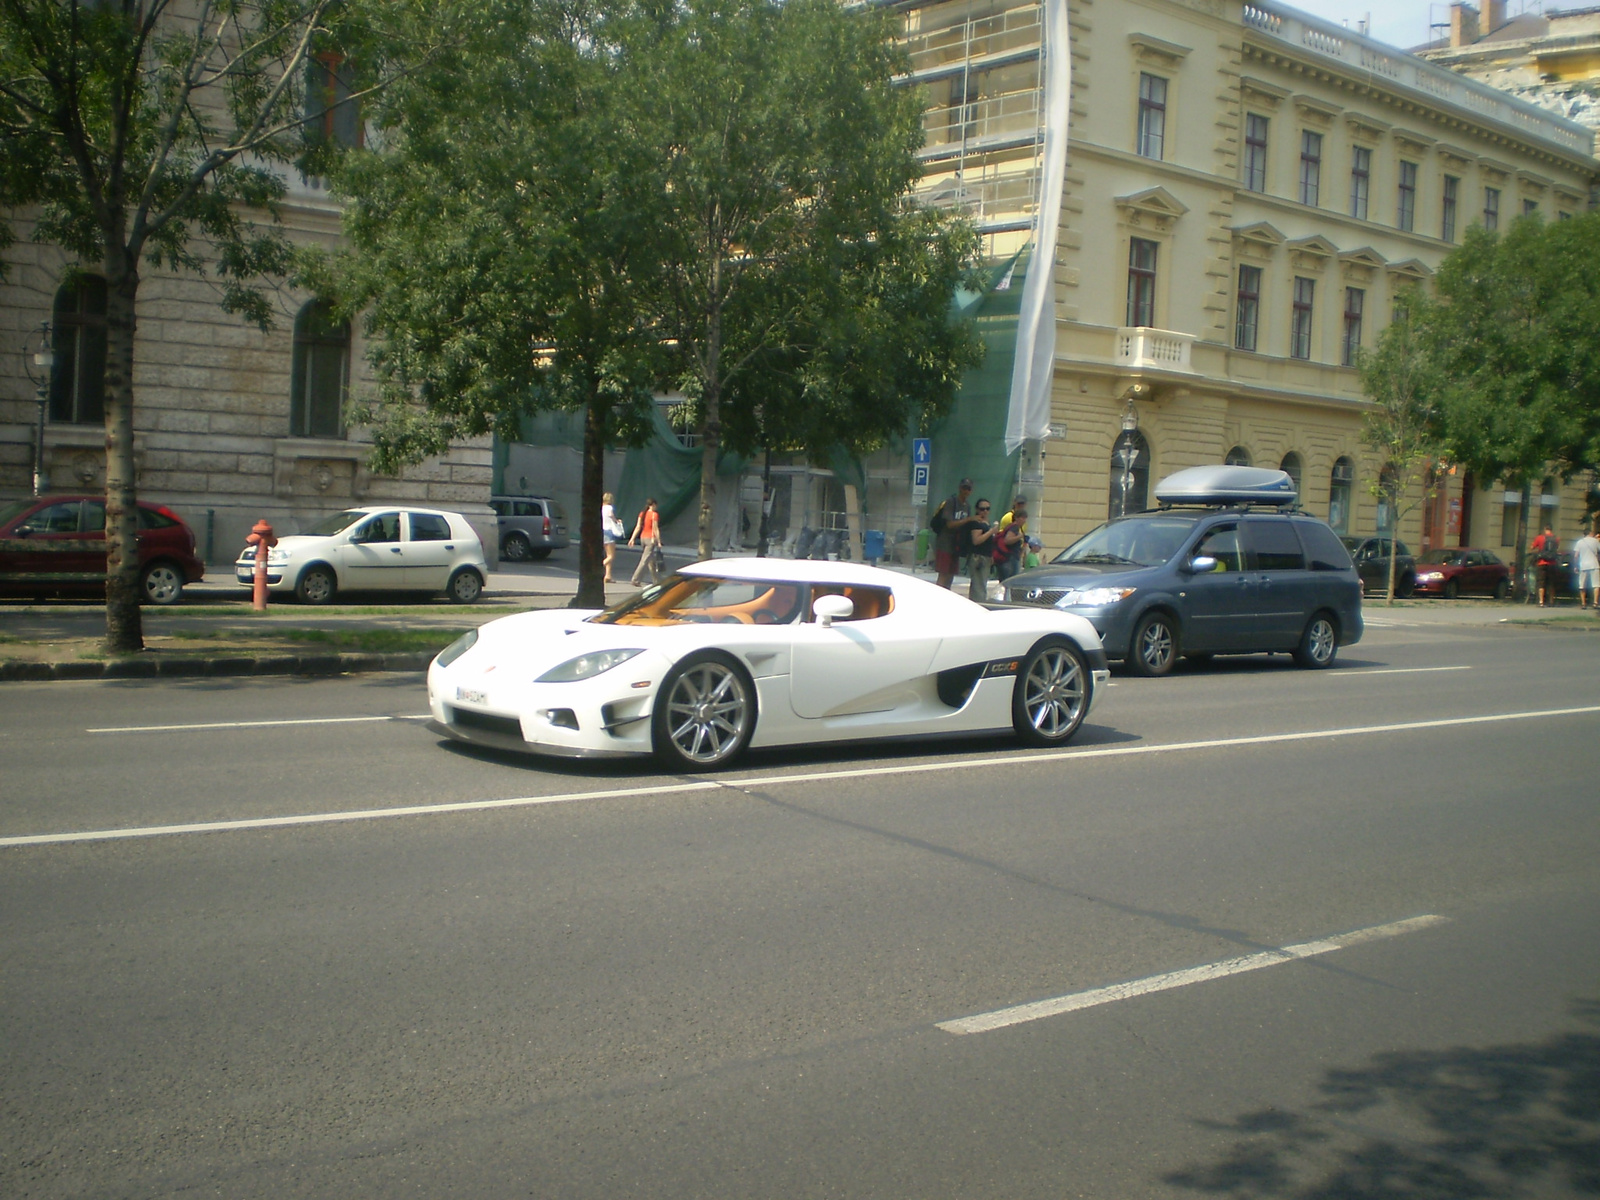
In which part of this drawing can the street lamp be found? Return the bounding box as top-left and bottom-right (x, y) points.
(22, 322), (54, 497)
(1114, 394), (1142, 518)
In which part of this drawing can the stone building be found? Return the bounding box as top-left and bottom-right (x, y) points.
(899, 0), (1599, 559)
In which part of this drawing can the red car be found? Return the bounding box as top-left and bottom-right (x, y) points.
(1412, 546), (1511, 600)
(0, 494), (205, 605)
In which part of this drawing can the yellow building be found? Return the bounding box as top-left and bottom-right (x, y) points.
(897, 0), (1599, 559)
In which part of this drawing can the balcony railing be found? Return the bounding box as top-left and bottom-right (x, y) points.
(1115, 327), (1196, 372)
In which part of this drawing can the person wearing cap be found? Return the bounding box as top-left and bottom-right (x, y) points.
(929, 477), (974, 589)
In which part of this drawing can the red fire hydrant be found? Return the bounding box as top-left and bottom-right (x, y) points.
(246, 519), (277, 611)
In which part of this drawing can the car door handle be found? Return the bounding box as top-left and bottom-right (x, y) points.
(390, 547), (403, 554)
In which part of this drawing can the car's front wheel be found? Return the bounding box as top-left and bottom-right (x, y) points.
(1293, 612), (1338, 668)
(1012, 638), (1089, 747)
(140, 561), (185, 606)
(1442, 579), (1459, 600)
(1494, 578), (1510, 601)
(1128, 612), (1178, 677)
(652, 651), (756, 770)
(447, 568), (483, 604)
(296, 565), (336, 605)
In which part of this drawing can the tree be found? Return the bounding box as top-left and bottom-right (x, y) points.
(0, 0), (438, 651)
(627, 0), (981, 558)
(1358, 308), (1444, 604)
(320, 0), (662, 609)
(1418, 212), (1600, 595)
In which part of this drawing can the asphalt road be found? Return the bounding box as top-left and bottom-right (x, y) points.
(2, 616), (1598, 1199)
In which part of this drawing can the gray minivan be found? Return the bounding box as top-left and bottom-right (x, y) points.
(488, 495), (570, 561)
(1003, 465), (1362, 675)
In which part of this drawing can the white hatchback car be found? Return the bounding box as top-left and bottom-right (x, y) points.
(236, 507), (488, 603)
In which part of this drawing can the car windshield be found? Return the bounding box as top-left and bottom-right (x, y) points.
(0, 499), (34, 527)
(593, 574), (806, 626)
(303, 510), (367, 537)
(1052, 514), (1202, 567)
(1418, 549), (1467, 565)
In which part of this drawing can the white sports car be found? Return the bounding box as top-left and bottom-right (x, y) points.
(427, 558), (1110, 770)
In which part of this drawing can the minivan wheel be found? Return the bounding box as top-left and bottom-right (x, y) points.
(1128, 612), (1178, 677)
(1293, 613), (1338, 668)
(140, 561), (185, 606)
(503, 532), (532, 562)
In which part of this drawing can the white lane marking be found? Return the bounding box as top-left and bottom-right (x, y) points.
(86, 715), (433, 734)
(937, 914), (1449, 1035)
(9, 704), (1600, 849)
(1331, 665), (1472, 677)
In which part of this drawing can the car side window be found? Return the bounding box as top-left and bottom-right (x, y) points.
(25, 502), (82, 533)
(807, 584), (894, 621)
(355, 513), (400, 543)
(513, 500), (540, 517)
(489, 500), (508, 517)
(1194, 524), (1242, 571)
(1246, 519), (1306, 571)
(409, 513), (451, 542)
(82, 501), (106, 532)
(1294, 520), (1351, 571)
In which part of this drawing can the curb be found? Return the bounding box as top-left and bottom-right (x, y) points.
(0, 651), (435, 683)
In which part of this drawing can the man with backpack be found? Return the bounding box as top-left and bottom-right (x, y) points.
(928, 478), (973, 589)
(1532, 524), (1560, 607)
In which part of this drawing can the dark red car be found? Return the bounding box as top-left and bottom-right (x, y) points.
(1412, 546), (1511, 599)
(0, 494), (205, 605)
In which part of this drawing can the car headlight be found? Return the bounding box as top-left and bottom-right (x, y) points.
(434, 628), (478, 667)
(537, 648), (644, 683)
(1058, 586), (1137, 607)
(1418, 571), (1443, 582)
(269, 548), (291, 563)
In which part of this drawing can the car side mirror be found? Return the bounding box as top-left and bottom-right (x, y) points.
(1184, 555), (1218, 574)
(813, 594), (854, 628)
(14, 525), (33, 538)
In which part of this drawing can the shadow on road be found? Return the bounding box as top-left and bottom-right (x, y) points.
(1164, 997), (1600, 1198)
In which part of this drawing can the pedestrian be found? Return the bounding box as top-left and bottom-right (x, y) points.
(1023, 536), (1043, 570)
(628, 497), (662, 586)
(966, 498), (995, 602)
(1573, 519), (1600, 610)
(928, 477), (974, 589)
(993, 496), (1029, 583)
(600, 492), (623, 584)
(1532, 524), (1560, 606)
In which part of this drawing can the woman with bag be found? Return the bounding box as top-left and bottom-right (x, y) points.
(628, 497), (662, 586)
(600, 492), (623, 584)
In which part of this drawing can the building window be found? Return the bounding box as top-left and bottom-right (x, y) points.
(1329, 457), (1354, 534)
(1341, 287), (1364, 367)
(1235, 264), (1261, 351)
(305, 53), (362, 148)
(49, 276), (108, 425)
(1108, 429), (1150, 518)
(1126, 237), (1158, 327)
(1280, 451), (1303, 497)
(1290, 276), (1315, 360)
(1441, 175), (1459, 242)
(1376, 466), (1399, 534)
(1397, 160), (1417, 231)
(1137, 74), (1167, 160)
(290, 300), (350, 439)
(1298, 131), (1322, 206)
(1243, 114), (1268, 192)
(1501, 489), (1520, 546)
(1484, 186), (1500, 230)
(1225, 445), (1252, 467)
(1350, 146), (1371, 220)
(1523, 198), (1539, 216)
(1559, 210), (1572, 221)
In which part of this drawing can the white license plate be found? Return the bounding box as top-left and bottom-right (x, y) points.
(455, 687), (488, 705)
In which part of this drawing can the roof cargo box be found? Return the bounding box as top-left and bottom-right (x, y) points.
(1153, 465), (1297, 508)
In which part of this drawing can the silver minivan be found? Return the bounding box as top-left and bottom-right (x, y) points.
(489, 495), (570, 561)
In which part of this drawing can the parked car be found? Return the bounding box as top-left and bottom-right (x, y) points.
(428, 558), (1109, 768)
(1413, 547), (1511, 599)
(0, 494), (204, 605)
(489, 495), (569, 561)
(1526, 547), (1579, 602)
(1002, 465), (1363, 675)
(1341, 535), (1416, 597)
(235, 506), (487, 603)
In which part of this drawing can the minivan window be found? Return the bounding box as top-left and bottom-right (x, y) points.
(1054, 514), (1201, 567)
(1295, 520), (1352, 571)
(1193, 523), (1243, 571)
(1247, 519), (1305, 570)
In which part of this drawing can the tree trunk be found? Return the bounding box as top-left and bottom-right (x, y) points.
(574, 392), (607, 609)
(1512, 479), (1533, 601)
(102, 248), (143, 653)
(696, 306), (721, 563)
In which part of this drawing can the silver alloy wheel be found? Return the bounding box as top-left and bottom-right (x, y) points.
(1133, 615), (1176, 676)
(661, 658), (753, 766)
(1295, 615), (1337, 668)
(141, 562), (184, 605)
(1017, 643), (1087, 743)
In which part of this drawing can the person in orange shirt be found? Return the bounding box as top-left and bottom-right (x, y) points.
(628, 497), (662, 585)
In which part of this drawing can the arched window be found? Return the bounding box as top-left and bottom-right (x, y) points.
(1539, 475), (1560, 533)
(1329, 456), (1354, 534)
(1107, 429), (1151, 518)
(1225, 445), (1252, 467)
(1279, 451), (1303, 498)
(50, 275), (107, 425)
(290, 300), (350, 438)
(1376, 465), (1398, 534)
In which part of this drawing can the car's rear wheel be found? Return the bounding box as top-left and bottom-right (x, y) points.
(1128, 612), (1178, 677)
(296, 565), (336, 605)
(1293, 612), (1338, 668)
(447, 568), (483, 604)
(653, 651), (756, 770)
(1012, 638), (1089, 747)
(1494, 579), (1509, 601)
(1442, 579), (1459, 600)
(1397, 573), (1416, 598)
(503, 532), (532, 562)
(140, 561), (185, 606)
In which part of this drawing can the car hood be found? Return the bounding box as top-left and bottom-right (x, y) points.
(439, 607), (690, 677)
(1004, 561), (1167, 593)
